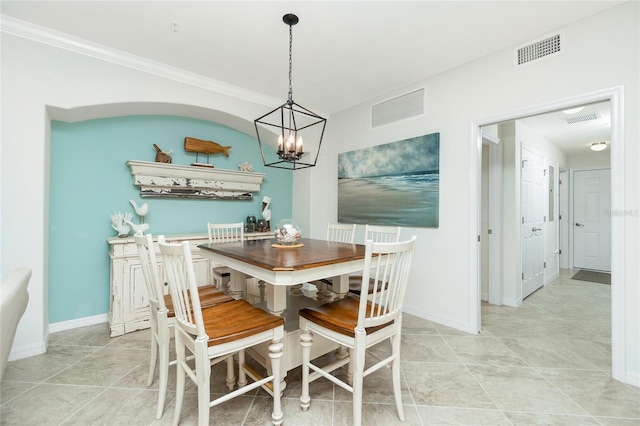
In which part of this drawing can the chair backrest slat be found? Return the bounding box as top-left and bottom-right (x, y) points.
(158, 236), (204, 338)
(357, 236), (417, 330)
(326, 223), (356, 244)
(134, 232), (167, 312)
(208, 222), (245, 244)
(364, 224), (402, 243)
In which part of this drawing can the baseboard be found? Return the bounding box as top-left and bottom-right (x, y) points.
(545, 270), (559, 285)
(49, 313), (108, 333)
(502, 297), (522, 307)
(625, 371), (640, 388)
(402, 306), (474, 334)
(7, 340), (46, 362)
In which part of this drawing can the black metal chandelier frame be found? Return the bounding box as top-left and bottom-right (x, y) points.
(254, 13), (327, 170)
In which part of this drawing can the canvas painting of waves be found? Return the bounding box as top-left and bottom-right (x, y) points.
(338, 132), (439, 228)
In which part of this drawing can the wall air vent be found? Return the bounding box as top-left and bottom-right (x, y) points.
(371, 88), (425, 128)
(515, 32), (563, 67)
(564, 112), (600, 124)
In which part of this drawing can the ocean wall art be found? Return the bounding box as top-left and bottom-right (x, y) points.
(338, 132), (439, 228)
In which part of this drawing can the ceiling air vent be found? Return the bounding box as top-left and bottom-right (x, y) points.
(371, 88), (424, 128)
(515, 32), (563, 67)
(564, 112), (600, 124)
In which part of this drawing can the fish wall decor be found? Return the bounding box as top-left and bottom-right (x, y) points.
(184, 137), (231, 157)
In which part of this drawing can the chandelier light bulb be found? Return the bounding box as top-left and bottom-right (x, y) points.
(277, 135), (284, 153)
(286, 133), (295, 152)
(296, 135), (303, 154)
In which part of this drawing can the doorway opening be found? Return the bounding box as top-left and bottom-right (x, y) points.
(471, 87), (624, 382)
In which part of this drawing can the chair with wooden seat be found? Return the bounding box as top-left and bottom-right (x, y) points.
(313, 223), (357, 297)
(299, 236), (417, 426)
(134, 232), (234, 420)
(327, 222), (357, 244)
(348, 225), (402, 295)
(207, 222), (258, 298)
(158, 236), (285, 426)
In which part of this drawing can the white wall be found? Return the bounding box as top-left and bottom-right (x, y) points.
(303, 2), (639, 385)
(568, 151), (611, 169)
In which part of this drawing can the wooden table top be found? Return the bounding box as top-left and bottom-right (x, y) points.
(199, 238), (366, 272)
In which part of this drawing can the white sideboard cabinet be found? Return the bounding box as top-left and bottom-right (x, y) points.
(107, 232), (272, 337)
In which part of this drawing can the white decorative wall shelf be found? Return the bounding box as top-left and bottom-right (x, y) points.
(126, 160), (265, 200)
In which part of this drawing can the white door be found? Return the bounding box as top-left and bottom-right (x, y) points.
(573, 169), (611, 272)
(521, 148), (545, 299)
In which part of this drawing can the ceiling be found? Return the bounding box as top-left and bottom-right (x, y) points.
(1, 1), (619, 155)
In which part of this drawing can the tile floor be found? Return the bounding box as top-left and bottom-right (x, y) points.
(2, 269), (639, 425)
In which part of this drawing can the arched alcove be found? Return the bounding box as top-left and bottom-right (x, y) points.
(45, 102), (291, 325)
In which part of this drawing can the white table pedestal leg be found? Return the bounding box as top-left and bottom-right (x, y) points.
(333, 274), (350, 299)
(228, 270), (247, 299)
(266, 283), (286, 317)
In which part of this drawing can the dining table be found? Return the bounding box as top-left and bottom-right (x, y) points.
(198, 237), (367, 378)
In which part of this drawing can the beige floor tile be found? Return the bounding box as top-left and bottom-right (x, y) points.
(1, 345), (99, 383)
(467, 364), (589, 415)
(45, 346), (148, 387)
(0, 383), (104, 425)
(399, 334), (460, 363)
(416, 406), (511, 425)
(0, 380), (36, 404)
(49, 323), (112, 347)
(537, 368), (640, 419)
(503, 411), (600, 425)
(402, 313), (440, 335)
(158, 392), (256, 426)
(498, 336), (600, 369)
(442, 335), (528, 367)
(61, 387), (161, 425)
(403, 362), (497, 409)
(334, 400), (421, 426)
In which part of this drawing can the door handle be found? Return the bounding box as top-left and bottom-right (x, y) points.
(575, 223), (585, 227)
(532, 227), (542, 232)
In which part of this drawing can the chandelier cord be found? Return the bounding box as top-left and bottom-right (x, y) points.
(288, 23), (293, 104)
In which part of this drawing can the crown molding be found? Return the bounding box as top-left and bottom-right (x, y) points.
(0, 14), (281, 109)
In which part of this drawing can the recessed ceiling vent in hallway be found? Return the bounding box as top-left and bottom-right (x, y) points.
(564, 112), (600, 124)
(371, 88), (424, 128)
(515, 32), (563, 66)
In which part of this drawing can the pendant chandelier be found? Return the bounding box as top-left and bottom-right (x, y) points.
(254, 14), (327, 170)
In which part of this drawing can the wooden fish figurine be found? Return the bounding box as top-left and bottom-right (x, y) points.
(184, 137), (231, 157)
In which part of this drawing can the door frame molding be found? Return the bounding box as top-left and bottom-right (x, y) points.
(469, 86), (625, 382)
(482, 132), (503, 306)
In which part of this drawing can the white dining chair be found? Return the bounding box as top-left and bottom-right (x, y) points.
(363, 224), (401, 243)
(348, 225), (402, 295)
(313, 223), (357, 298)
(207, 222), (261, 299)
(207, 222), (244, 289)
(327, 222), (357, 244)
(159, 236), (285, 426)
(134, 232), (235, 420)
(299, 236), (417, 426)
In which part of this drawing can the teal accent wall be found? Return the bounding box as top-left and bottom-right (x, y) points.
(49, 115), (292, 323)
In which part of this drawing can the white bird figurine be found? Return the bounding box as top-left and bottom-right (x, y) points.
(125, 220), (149, 234)
(129, 199), (149, 223)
